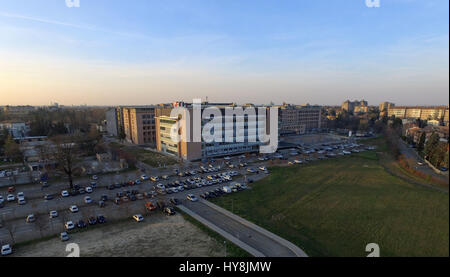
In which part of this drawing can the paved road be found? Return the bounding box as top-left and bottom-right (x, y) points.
(182, 200), (299, 257)
(398, 140), (448, 183)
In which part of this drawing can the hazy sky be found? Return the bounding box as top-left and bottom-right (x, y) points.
(0, 0), (448, 106)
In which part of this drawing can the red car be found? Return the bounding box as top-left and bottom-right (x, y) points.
(145, 202), (157, 211)
(7, 186), (15, 193)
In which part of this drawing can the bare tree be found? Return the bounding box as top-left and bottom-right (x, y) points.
(51, 134), (82, 189)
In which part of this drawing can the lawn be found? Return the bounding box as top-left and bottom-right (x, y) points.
(211, 144), (449, 257)
(109, 142), (178, 168)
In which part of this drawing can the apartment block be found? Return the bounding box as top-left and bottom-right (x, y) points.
(341, 100), (368, 114)
(388, 106), (449, 122)
(278, 104), (321, 135)
(122, 106), (157, 146)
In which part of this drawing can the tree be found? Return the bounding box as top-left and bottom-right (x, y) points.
(51, 134), (82, 189)
(4, 136), (23, 163)
(424, 132), (440, 160)
(417, 132), (426, 154)
(118, 127), (126, 142)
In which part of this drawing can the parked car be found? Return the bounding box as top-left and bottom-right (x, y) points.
(69, 205), (79, 213)
(26, 214), (36, 223)
(97, 215), (106, 224)
(1, 244), (12, 256)
(187, 194), (198, 202)
(44, 194), (54, 200)
(7, 194), (15, 202)
(84, 196), (92, 204)
(49, 210), (58, 218)
(92, 175), (98, 180)
(98, 200), (105, 207)
(164, 207), (176, 216)
(65, 221), (75, 230)
(60, 232), (70, 241)
(145, 202), (157, 211)
(61, 190), (69, 197)
(17, 197), (26, 205)
(7, 186), (15, 193)
(170, 198), (181, 205)
(77, 220), (87, 228)
(133, 214), (144, 222)
(85, 187), (93, 193)
(88, 217), (97, 225)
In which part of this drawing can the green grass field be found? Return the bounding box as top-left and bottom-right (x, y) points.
(211, 143), (449, 257)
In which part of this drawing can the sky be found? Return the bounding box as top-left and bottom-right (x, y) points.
(0, 0), (448, 106)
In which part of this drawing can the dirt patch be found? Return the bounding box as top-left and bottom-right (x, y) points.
(13, 214), (226, 257)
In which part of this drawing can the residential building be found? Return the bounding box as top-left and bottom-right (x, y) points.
(278, 104), (322, 135)
(122, 106), (157, 146)
(341, 100), (368, 114)
(105, 108), (119, 137)
(0, 122), (29, 138)
(2, 105), (35, 116)
(388, 106), (449, 121)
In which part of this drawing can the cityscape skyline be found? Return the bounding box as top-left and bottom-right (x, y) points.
(0, 0), (449, 106)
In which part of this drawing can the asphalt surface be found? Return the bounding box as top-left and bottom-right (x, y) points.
(182, 200), (297, 257)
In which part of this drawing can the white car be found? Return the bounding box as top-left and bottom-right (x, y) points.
(60, 232), (70, 241)
(187, 194), (198, 202)
(156, 183), (165, 190)
(65, 221), (75, 230)
(17, 197), (26, 205)
(92, 175), (98, 180)
(293, 160), (302, 164)
(17, 192), (25, 198)
(69, 205), (79, 213)
(1, 244), (12, 256)
(140, 175), (149, 180)
(85, 187), (93, 193)
(61, 190), (69, 197)
(258, 166), (267, 171)
(49, 210), (58, 218)
(133, 214), (144, 222)
(84, 196), (92, 204)
(7, 194), (15, 202)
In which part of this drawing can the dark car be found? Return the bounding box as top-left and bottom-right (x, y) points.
(114, 183), (122, 189)
(73, 184), (80, 190)
(441, 167), (448, 172)
(107, 185), (115, 190)
(69, 189), (79, 196)
(114, 197), (121, 205)
(130, 195), (137, 201)
(97, 215), (106, 224)
(88, 217), (97, 225)
(132, 190), (139, 195)
(77, 220), (87, 228)
(200, 193), (207, 199)
(116, 192), (124, 198)
(98, 200), (105, 207)
(170, 198), (181, 205)
(44, 194), (54, 200)
(101, 195), (108, 201)
(164, 207), (176, 216)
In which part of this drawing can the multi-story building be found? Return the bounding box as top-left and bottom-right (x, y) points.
(388, 106), (449, 122)
(2, 105), (35, 116)
(278, 104), (321, 135)
(155, 102), (273, 161)
(0, 122), (29, 138)
(379, 102), (395, 112)
(341, 100), (368, 114)
(105, 108), (119, 137)
(122, 106), (157, 146)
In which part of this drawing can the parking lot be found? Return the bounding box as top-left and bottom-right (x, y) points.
(1, 137), (374, 256)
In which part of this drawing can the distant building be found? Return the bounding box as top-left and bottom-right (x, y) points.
(2, 105), (35, 116)
(341, 100), (368, 114)
(388, 106), (449, 121)
(105, 108), (119, 137)
(0, 122), (29, 138)
(278, 104), (322, 135)
(122, 106), (158, 146)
